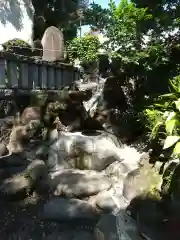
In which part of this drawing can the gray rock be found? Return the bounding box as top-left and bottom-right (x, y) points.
(139, 152), (151, 167)
(97, 214), (119, 240)
(137, 199), (165, 240)
(88, 190), (119, 214)
(25, 159), (49, 182)
(105, 161), (129, 181)
(51, 169), (112, 198)
(47, 131), (123, 172)
(0, 143), (8, 156)
(0, 160), (49, 199)
(0, 173), (32, 199)
(0, 153), (26, 168)
(0, 165), (27, 180)
(98, 131), (122, 148)
(123, 166), (162, 201)
(45, 227), (104, 240)
(41, 197), (100, 222)
(72, 229), (104, 240)
(45, 231), (72, 240)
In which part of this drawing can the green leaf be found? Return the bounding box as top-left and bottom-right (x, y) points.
(166, 111), (176, 122)
(170, 80), (180, 93)
(165, 119), (176, 135)
(150, 121), (163, 139)
(154, 103), (166, 108)
(163, 136), (180, 149)
(175, 99), (180, 111)
(160, 93), (177, 99)
(173, 142), (180, 154)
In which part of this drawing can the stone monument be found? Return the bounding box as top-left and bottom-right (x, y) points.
(41, 26), (65, 62)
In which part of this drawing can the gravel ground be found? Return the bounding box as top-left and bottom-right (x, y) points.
(0, 193), (121, 240)
(0, 194), (65, 239)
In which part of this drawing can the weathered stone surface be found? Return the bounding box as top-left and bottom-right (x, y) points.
(0, 165), (27, 181)
(0, 153), (26, 168)
(45, 228), (104, 240)
(0, 143), (8, 157)
(25, 159), (49, 182)
(0, 159), (49, 199)
(138, 152), (151, 167)
(97, 214), (118, 240)
(7, 124), (37, 153)
(35, 178), (52, 195)
(41, 197), (100, 222)
(88, 190), (119, 214)
(72, 228), (104, 240)
(0, 173), (32, 199)
(105, 161), (129, 182)
(20, 106), (41, 125)
(41, 26), (65, 61)
(47, 131), (123, 172)
(123, 165), (162, 201)
(51, 169), (112, 198)
(137, 198), (165, 240)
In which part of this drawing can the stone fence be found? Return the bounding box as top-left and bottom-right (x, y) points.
(0, 51), (79, 97)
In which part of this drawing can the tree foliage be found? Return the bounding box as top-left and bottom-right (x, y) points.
(0, 0), (34, 31)
(83, 2), (110, 29)
(103, 0), (152, 59)
(31, 0), (89, 41)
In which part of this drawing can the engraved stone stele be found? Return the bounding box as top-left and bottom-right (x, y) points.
(41, 26), (65, 62)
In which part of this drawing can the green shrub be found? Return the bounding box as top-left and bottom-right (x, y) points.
(145, 73), (180, 157)
(67, 34), (100, 62)
(2, 38), (32, 56)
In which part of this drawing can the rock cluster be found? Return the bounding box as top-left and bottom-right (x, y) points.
(0, 81), (177, 239)
(0, 124), (171, 240)
(0, 140), (139, 239)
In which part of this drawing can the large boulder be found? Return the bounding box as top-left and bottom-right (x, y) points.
(88, 190), (120, 214)
(0, 153), (26, 168)
(0, 173), (33, 200)
(0, 159), (49, 200)
(20, 106), (41, 125)
(105, 161), (129, 182)
(25, 159), (49, 183)
(0, 143), (8, 157)
(40, 197), (100, 223)
(47, 130), (123, 172)
(51, 169), (112, 198)
(45, 229), (104, 240)
(122, 164), (162, 202)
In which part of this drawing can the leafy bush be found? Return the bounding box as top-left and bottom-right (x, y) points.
(2, 38), (32, 56)
(145, 73), (180, 157)
(143, 109), (164, 138)
(67, 34), (100, 62)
